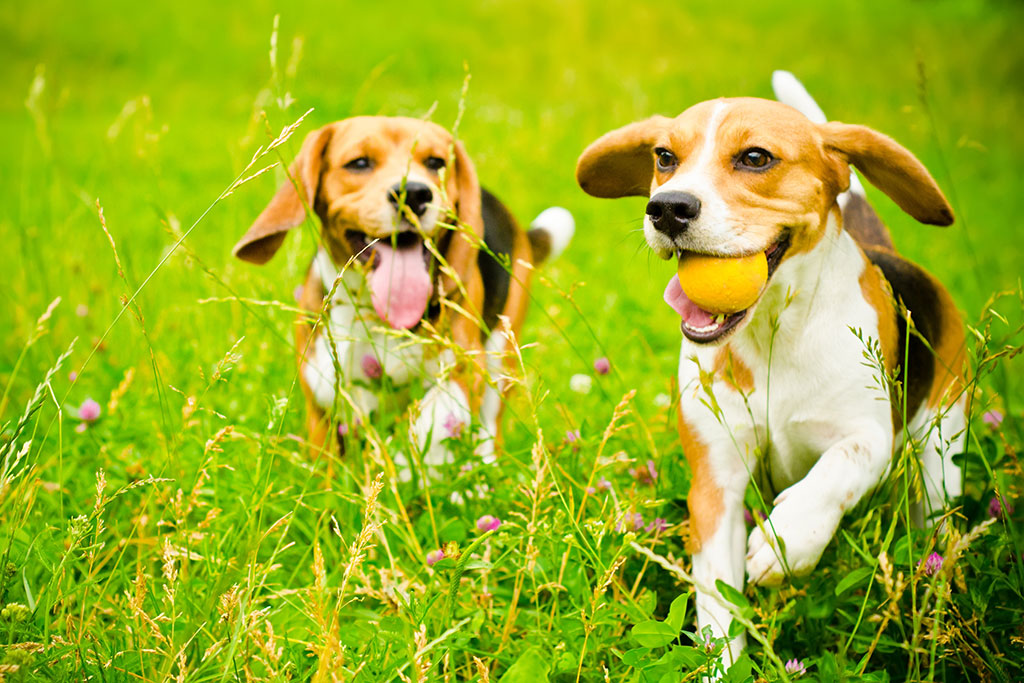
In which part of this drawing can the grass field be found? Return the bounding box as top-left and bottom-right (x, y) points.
(1, 0), (1023, 680)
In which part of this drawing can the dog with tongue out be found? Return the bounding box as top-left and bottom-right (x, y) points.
(234, 116), (574, 470)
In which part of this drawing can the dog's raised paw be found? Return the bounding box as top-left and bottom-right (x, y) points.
(745, 488), (843, 586)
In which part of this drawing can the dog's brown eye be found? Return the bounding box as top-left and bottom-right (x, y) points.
(344, 157), (372, 172)
(424, 156), (446, 172)
(736, 148), (775, 170)
(655, 147), (678, 172)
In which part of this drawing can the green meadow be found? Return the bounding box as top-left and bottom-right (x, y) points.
(1, 0), (1022, 680)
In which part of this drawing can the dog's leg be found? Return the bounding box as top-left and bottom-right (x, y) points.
(476, 235), (535, 462)
(910, 397), (966, 526)
(746, 427), (892, 585)
(679, 411), (751, 667)
(407, 374), (474, 479)
(473, 330), (509, 463)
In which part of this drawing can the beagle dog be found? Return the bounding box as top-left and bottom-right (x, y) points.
(235, 116), (573, 471)
(577, 73), (965, 665)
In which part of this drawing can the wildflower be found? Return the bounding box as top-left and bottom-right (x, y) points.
(647, 517), (669, 533)
(338, 417), (361, 439)
(653, 392), (671, 408)
(988, 495), (1014, 520)
(587, 477), (612, 495)
(743, 508), (766, 525)
(68, 371), (78, 382)
(918, 552), (943, 577)
(569, 373), (592, 394)
(982, 410), (1003, 428)
(629, 459), (658, 486)
(442, 413), (464, 439)
(616, 512), (644, 533)
(76, 304), (89, 317)
(784, 658), (807, 676)
(593, 357), (611, 375)
(476, 515), (502, 533)
(360, 353), (383, 380)
(75, 423), (87, 434)
(426, 549), (445, 566)
(564, 429), (581, 452)
(293, 285), (303, 303)
(697, 629), (717, 654)
(78, 398), (101, 423)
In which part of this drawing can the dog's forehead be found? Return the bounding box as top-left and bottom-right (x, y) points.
(325, 117), (452, 158)
(665, 97), (823, 151)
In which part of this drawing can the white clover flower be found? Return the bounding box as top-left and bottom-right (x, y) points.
(569, 373), (593, 394)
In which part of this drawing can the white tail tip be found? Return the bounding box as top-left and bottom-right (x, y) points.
(771, 70), (828, 124)
(530, 206), (575, 261)
(772, 70), (866, 198)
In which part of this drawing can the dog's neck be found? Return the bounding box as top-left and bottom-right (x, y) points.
(314, 247), (370, 307)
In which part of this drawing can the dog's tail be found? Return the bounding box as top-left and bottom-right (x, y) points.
(771, 70), (866, 198)
(772, 71), (896, 250)
(527, 206), (575, 264)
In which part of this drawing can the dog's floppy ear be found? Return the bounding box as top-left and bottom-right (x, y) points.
(576, 116), (670, 198)
(821, 122), (953, 226)
(233, 124), (335, 264)
(439, 140), (485, 297)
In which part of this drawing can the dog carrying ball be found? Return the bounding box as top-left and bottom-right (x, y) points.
(677, 251), (769, 314)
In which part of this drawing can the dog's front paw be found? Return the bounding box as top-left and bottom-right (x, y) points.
(745, 487), (842, 586)
(410, 380), (471, 471)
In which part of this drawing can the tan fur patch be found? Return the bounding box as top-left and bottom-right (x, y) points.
(859, 252), (899, 376)
(927, 281), (966, 409)
(712, 345), (754, 393)
(295, 264), (329, 456)
(858, 250), (901, 430)
(678, 409), (722, 554)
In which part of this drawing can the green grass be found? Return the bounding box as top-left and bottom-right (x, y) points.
(1, 0), (1023, 680)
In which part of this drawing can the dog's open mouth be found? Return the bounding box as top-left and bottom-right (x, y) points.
(664, 234), (790, 343)
(345, 229), (434, 330)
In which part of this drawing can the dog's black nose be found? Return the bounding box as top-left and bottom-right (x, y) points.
(646, 191), (701, 237)
(389, 181), (433, 218)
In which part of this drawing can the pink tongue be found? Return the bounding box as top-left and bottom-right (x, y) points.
(368, 242), (433, 329)
(663, 275), (715, 328)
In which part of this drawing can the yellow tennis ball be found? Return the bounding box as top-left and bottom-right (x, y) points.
(677, 251), (769, 314)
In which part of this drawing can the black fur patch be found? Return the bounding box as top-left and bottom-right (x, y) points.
(863, 246), (941, 419)
(845, 193), (895, 251)
(478, 187), (517, 333)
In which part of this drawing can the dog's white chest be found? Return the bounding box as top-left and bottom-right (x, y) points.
(302, 252), (429, 414)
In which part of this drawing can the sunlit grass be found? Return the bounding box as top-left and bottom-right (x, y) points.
(1, 1), (1023, 680)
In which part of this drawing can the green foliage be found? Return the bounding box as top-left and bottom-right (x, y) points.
(1, 0), (1023, 681)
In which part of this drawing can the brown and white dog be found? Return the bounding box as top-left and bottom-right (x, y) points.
(234, 116), (573, 471)
(577, 73), (965, 664)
